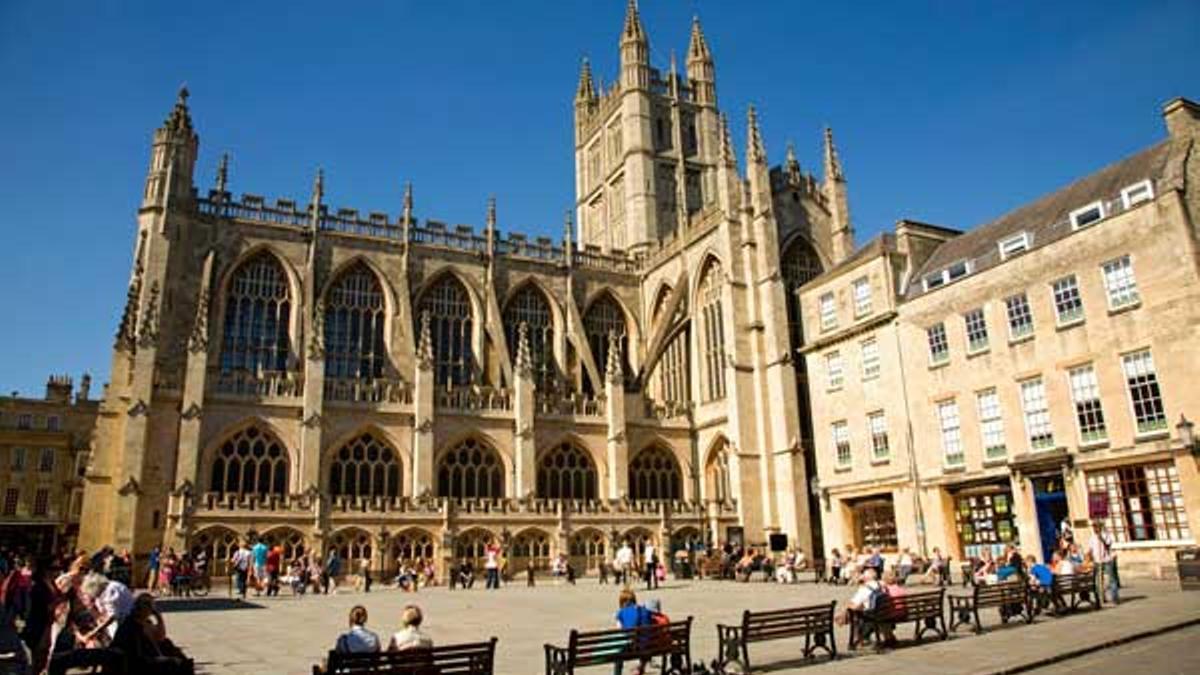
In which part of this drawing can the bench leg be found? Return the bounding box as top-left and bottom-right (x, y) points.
(973, 607), (983, 634)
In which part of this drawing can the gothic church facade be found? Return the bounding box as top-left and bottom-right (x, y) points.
(79, 3), (852, 576)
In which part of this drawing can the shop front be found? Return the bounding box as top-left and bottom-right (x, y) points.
(951, 482), (1019, 560)
(848, 495), (898, 552)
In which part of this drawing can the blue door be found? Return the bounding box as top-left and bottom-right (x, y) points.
(1032, 477), (1069, 563)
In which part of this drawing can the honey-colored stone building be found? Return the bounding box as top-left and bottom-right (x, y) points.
(802, 97), (1200, 577)
(76, 4), (850, 576)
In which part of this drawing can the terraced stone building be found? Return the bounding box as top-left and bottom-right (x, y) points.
(77, 3), (851, 576)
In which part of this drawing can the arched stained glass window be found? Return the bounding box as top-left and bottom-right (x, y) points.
(537, 443), (597, 500)
(628, 446), (683, 500)
(416, 275), (474, 387)
(698, 260), (726, 401)
(324, 263), (387, 379)
(780, 238), (823, 351)
(436, 438), (504, 499)
(208, 426), (290, 498)
(328, 432), (401, 498)
(220, 253), (292, 372)
(650, 285), (689, 406)
(583, 293), (627, 394)
(503, 285), (555, 388)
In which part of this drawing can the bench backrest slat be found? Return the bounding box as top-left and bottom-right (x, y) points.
(567, 619), (691, 666)
(326, 639), (496, 675)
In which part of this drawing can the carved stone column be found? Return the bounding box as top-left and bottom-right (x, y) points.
(513, 323), (537, 497)
(412, 313), (436, 496)
(604, 332), (628, 499)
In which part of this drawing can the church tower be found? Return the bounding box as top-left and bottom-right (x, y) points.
(573, 3), (721, 254)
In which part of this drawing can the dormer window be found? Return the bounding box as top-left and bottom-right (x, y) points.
(1070, 201), (1106, 230)
(999, 232), (1030, 260)
(923, 260), (972, 291)
(1120, 179), (1154, 209)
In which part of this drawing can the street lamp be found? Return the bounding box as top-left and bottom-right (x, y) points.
(1177, 414), (1198, 455)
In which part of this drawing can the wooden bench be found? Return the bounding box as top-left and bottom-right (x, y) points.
(1052, 571), (1101, 614)
(544, 618), (692, 675)
(948, 580), (1033, 633)
(317, 638), (498, 675)
(849, 588), (947, 650)
(713, 601), (836, 673)
(47, 649), (129, 675)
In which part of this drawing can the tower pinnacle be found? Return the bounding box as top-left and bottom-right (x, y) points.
(687, 15), (712, 63)
(785, 141), (801, 183)
(576, 57), (596, 101)
(747, 105), (766, 165)
(621, 0), (646, 44)
(824, 126), (844, 182)
(719, 113), (736, 167)
(215, 153), (229, 195)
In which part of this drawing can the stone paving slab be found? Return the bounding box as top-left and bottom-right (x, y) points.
(162, 578), (1198, 674)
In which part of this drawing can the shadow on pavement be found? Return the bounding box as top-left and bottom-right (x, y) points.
(157, 598), (266, 612)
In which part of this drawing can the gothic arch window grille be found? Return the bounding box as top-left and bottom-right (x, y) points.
(453, 529), (495, 566)
(324, 263), (387, 379)
(623, 529), (654, 559)
(261, 529), (305, 561)
(628, 446), (683, 500)
(220, 253), (292, 373)
(706, 439), (731, 503)
(568, 529), (608, 571)
(328, 432), (401, 499)
(192, 528), (239, 577)
(510, 530), (552, 569)
(583, 293), (627, 394)
(651, 287), (689, 406)
(436, 438), (504, 499)
(503, 285), (555, 388)
(537, 443), (598, 500)
(699, 261), (727, 401)
(417, 275), (474, 387)
(781, 238), (823, 351)
(392, 530), (435, 563)
(332, 530), (372, 569)
(208, 426), (290, 498)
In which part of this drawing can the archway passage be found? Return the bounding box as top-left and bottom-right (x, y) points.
(391, 529), (435, 564)
(537, 443), (598, 500)
(191, 527), (239, 577)
(261, 528), (306, 562)
(331, 528), (373, 573)
(220, 252), (292, 373)
(208, 426), (290, 498)
(329, 432), (401, 499)
(416, 275), (474, 387)
(568, 528), (608, 573)
(453, 529), (496, 570)
(436, 438), (504, 499)
(628, 446), (683, 500)
(510, 529), (552, 571)
(324, 262), (387, 379)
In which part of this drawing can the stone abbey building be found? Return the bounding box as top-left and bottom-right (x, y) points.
(77, 3), (850, 575)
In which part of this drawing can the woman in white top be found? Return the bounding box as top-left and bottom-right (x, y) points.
(388, 604), (433, 652)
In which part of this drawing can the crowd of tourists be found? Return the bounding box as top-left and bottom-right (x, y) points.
(0, 546), (192, 674)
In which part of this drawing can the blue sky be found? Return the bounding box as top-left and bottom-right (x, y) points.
(1, 1), (1197, 396)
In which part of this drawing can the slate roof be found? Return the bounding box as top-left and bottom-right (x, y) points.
(905, 139), (1173, 300)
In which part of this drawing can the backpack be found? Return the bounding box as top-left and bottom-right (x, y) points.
(865, 584), (887, 612)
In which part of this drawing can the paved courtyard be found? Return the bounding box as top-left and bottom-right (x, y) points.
(162, 577), (1200, 674)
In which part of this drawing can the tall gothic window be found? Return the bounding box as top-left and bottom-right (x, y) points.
(781, 238), (823, 351)
(651, 286), (689, 406)
(583, 292), (627, 394)
(537, 443), (597, 500)
(417, 275), (474, 387)
(628, 446), (682, 500)
(329, 432), (401, 498)
(324, 263), (387, 379)
(699, 260), (727, 401)
(503, 285), (555, 388)
(437, 438), (503, 499)
(209, 426), (290, 498)
(220, 253), (292, 372)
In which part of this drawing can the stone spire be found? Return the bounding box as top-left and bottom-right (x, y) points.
(621, 0), (646, 44)
(605, 331), (623, 384)
(514, 322), (533, 378)
(575, 57), (596, 102)
(416, 311), (434, 370)
(215, 153), (229, 196)
(747, 105), (767, 166)
(485, 195), (497, 257)
(309, 167), (324, 230)
(402, 181), (413, 241)
(136, 281), (160, 348)
(785, 141), (802, 184)
(718, 113), (736, 167)
(687, 15), (712, 63)
(188, 288), (211, 353)
(164, 85), (194, 137)
(619, 0), (649, 89)
(563, 210), (574, 266)
(668, 51), (679, 99)
(823, 126), (844, 182)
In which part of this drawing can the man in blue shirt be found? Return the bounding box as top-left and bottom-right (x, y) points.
(147, 546), (160, 592)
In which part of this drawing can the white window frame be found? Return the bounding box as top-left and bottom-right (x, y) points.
(1122, 350), (1168, 436)
(832, 421), (851, 468)
(1101, 255), (1140, 310)
(1070, 200), (1106, 230)
(1020, 378), (1055, 450)
(1068, 364), (1107, 445)
(927, 323), (949, 365)
(1005, 293), (1035, 340)
(868, 411), (889, 461)
(825, 351), (844, 391)
(922, 260), (972, 292)
(964, 308), (989, 353)
(998, 232), (1030, 260)
(976, 389), (1006, 460)
(1120, 179), (1154, 209)
(852, 277), (873, 317)
(860, 338), (880, 381)
(938, 400), (964, 467)
(1051, 275), (1084, 326)
(819, 292), (837, 331)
